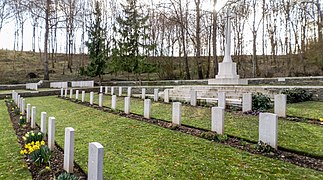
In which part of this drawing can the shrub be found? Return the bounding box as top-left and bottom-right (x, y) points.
(281, 88), (312, 103)
(255, 141), (275, 153)
(57, 172), (78, 180)
(252, 93), (272, 111)
(20, 140), (51, 166)
(23, 131), (44, 144)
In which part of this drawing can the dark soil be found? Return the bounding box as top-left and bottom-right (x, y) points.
(62, 96), (323, 172)
(5, 102), (87, 180)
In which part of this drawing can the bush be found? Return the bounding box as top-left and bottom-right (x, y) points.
(20, 140), (51, 166)
(57, 172), (78, 180)
(281, 88), (312, 103)
(252, 93), (272, 111)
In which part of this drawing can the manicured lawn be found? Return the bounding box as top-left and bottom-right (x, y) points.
(86, 93), (323, 157)
(25, 96), (323, 179)
(0, 101), (32, 179)
(287, 101), (323, 119)
(0, 88), (56, 94)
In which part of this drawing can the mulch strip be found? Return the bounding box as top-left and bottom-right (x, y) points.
(61, 96), (323, 172)
(5, 103), (87, 180)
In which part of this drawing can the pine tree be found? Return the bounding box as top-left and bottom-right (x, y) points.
(111, 0), (155, 80)
(81, 1), (107, 84)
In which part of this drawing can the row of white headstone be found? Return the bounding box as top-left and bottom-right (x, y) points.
(13, 91), (104, 180)
(71, 81), (94, 88)
(26, 83), (38, 90)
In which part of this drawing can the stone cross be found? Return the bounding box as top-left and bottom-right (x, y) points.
(242, 93), (252, 112)
(64, 127), (75, 173)
(211, 107), (224, 134)
(48, 117), (55, 150)
(31, 106), (36, 128)
(172, 102), (182, 125)
(274, 94), (286, 117)
(41, 112), (47, 135)
(88, 142), (104, 180)
(259, 113), (278, 149)
(144, 99), (151, 119)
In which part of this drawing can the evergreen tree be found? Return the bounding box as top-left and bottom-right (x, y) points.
(111, 0), (155, 80)
(81, 1), (107, 84)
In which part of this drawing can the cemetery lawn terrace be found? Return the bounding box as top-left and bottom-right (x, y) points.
(0, 100), (32, 179)
(286, 101), (323, 119)
(24, 96), (323, 179)
(87, 93), (323, 157)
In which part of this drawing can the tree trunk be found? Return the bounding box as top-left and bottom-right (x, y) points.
(43, 0), (50, 80)
(212, 1), (218, 77)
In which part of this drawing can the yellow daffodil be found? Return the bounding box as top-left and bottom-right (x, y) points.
(38, 132), (42, 135)
(31, 133), (35, 136)
(22, 136), (26, 141)
(45, 166), (50, 170)
(41, 141), (45, 146)
(320, 118), (323, 122)
(20, 150), (24, 155)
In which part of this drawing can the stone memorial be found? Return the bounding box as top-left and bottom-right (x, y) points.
(41, 112), (47, 135)
(90, 92), (94, 105)
(259, 113), (278, 149)
(211, 107), (224, 134)
(26, 104), (31, 122)
(76, 90), (79, 100)
(154, 89), (159, 101)
(164, 89), (170, 103)
(124, 97), (130, 114)
(82, 91), (85, 102)
(190, 91), (197, 106)
(88, 142), (104, 180)
(105, 86), (108, 94)
(119, 87), (123, 96)
(172, 102), (182, 125)
(144, 99), (151, 119)
(274, 94), (286, 117)
(141, 88), (146, 99)
(111, 95), (117, 110)
(127, 87), (132, 97)
(242, 93), (252, 112)
(218, 92), (226, 109)
(111, 87), (114, 95)
(99, 93), (103, 107)
(48, 117), (55, 150)
(64, 127), (75, 173)
(31, 106), (36, 128)
(70, 89), (73, 99)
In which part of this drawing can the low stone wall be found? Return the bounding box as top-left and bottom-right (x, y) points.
(247, 76), (323, 86)
(0, 84), (26, 90)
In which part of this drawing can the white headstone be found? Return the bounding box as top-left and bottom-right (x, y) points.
(48, 117), (55, 150)
(88, 142), (104, 180)
(75, 90), (79, 100)
(31, 106), (36, 128)
(61, 88), (64, 97)
(64, 127), (75, 173)
(69, 89), (73, 99)
(111, 87), (114, 95)
(90, 92), (94, 105)
(12, 90), (15, 100)
(127, 87), (132, 97)
(100, 86), (103, 93)
(274, 94), (286, 117)
(164, 89), (169, 103)
(41, 112), (47, 135)
(218, 92), (226, 109)
(141, 88), (146, 99)
(242, 93), (252, 112)
(19, 97), (23, 110)
(153, 89), (159, 101)
(119, 87), (123, 96)
(211, 107), (224, 134)
(111, 95), (117, 110)
(26, 104), (31, 122)
(144, 99), (151, 119)
(124, 97), (130, 114)
(99, 93), (103, 107)
(190, 91), (197, 106)
(21, 99), (25, 115)
(104, 86), (108, 94)
(82, 91), (85, 102)
(64, 88), (68, 98)
(259, 113), (278, 149)
(17, 95), (20, 108)
(172, 102), (181, 125)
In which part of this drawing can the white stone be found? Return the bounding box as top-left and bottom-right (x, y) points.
(31, 106), (36, 128)
(111, 95), (117, 110)
(172, 102), (181, 125)
(211, 107), (224, 134)
(17, 95), (20, 108)
(104, 86), (108, 94)
(11, 90), (15, 100)
(48, 117), (55, 150)
(90, 92), (94, 105)
(41, 112), (47, 135)
(259, 113), (278, 149)
(278, 78), (286, 82)
(19, 97), (23, 110)
(274, 94), (286, 117)
(26, 104), (31, 122)
(218, 92), (226, 109)
(61, 88), (64, 97)
(64, 127), (75, 173)
(164, 89), (169, 103)
(100, 86), (103, 93)
(82, 91), (85, 102)
(75, 90), (79, 100)
(153, 89), (159, 101)
(127, 87), (132, 97)
(111, 87), (114, 95)
(88, 142), (104, 180)
(190, 91), (197, 106)
(242, 93), (252, 112)
(65, 88), (68, 97)
(141, 88), (146, 99)
(124, 97), (130, 114)
(99, 93), (103, 107)
(70, 89), (73, 99)
(144, 99), (151, 119)
(119, 87), (122, 96)
(21, 99), (25, 115)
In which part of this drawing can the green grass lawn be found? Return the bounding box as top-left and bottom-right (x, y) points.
(0, 88), (57, 94)
(0, 101), (32, 179)
(24, 96), (323, 179)
(287, 101), (323, 119)
(84, 93), (323, 157)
